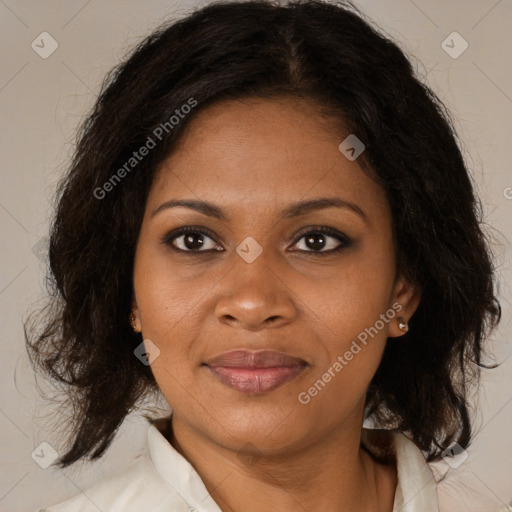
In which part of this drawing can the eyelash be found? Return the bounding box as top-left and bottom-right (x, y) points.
(161, 225), (352, 255)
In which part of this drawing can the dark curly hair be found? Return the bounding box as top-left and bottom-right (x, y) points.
(25, 0), (502, 468)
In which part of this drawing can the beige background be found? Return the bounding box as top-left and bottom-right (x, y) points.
(1, 1), (511, 510)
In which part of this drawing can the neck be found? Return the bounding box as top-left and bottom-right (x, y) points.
(166, 414), (397, 512)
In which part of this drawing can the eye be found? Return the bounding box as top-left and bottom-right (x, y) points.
(291, 227), (351, 254)
(163, 227), (221, 252)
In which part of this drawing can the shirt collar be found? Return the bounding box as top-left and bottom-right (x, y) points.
(147, 415), (223, 512)
(148, 414), (439, 512)
(378, 430), (440, 511)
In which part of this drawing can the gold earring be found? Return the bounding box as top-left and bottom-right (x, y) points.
(130, 311), (141, 333)
(397, 317), (409, 333)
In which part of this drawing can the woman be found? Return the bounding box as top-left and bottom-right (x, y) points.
(27, 0), (505, 510)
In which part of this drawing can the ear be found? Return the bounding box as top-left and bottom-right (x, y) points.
(130, 295), (142, 333)
(388, 274), (421, 338)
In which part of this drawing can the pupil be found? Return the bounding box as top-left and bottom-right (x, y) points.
(185, 233), (204, 250)
(307, 233), (325, 251)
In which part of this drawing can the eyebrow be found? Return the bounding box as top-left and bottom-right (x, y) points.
(151, 197), (367, 223)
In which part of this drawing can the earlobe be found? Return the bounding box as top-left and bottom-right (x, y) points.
(388, 315), (409, 339)
(396, 317), (409, 333)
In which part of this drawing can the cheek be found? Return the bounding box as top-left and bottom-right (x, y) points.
(133, 246), (200, 388)
(301, 249), (395, 337)
(298, 293), (391, 417)
(297, 244), (396, 389)
(134, 239), (200, 328)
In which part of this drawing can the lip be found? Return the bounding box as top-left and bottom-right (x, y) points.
(205, 349), (308, 368)
(204, 349), (309, 394)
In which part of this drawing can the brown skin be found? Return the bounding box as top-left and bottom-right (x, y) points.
(131, 97), (421, 512)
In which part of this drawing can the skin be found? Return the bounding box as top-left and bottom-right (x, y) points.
(131, 97), (421, 512)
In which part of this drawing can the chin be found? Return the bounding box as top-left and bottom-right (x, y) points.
(206, 406), (308, 452)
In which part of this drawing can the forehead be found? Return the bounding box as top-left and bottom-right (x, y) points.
(148, 98), (390, 225)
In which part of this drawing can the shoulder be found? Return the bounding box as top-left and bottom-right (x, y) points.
(429, 457), (511, 512)
(40, 453), (190, 512)
(363, 428), (510, 512)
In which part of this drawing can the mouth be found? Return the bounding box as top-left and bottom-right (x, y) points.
(203, 349), (309, 394)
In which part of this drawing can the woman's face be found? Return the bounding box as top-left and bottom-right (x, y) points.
(132, 97), (420, 454)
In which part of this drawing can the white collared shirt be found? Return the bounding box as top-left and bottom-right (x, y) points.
(41, 416), (509, 512)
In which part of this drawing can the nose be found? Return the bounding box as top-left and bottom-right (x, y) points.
(214, 252), (297, 331)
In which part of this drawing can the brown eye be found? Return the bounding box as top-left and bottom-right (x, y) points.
(163, 227), (221, 252)
(291, 227), (352, 254)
